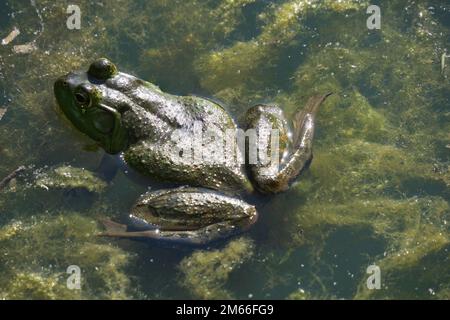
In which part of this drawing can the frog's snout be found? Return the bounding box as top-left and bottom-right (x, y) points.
(54, 76), (66, 88)
(54, 76), (68, 104)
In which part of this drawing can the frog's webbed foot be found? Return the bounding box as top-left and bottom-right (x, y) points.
(99, 220), (250, 246)
(245, 93), (332, 194)
(99, 187), (258, 245)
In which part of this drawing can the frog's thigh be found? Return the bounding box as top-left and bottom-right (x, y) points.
(244, 94), (330, 194)
(103, 187), (258, 245)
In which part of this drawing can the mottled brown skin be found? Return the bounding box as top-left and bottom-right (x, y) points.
(54, 58), (330, 245)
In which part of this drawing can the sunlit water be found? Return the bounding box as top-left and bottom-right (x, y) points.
(0, 0), (449, 299)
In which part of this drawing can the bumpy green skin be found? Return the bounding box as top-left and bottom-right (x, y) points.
(54, 58), (324, 244)
(109, 187), (258, 245)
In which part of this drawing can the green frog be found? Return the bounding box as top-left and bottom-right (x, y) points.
(54, 58), (330, 245)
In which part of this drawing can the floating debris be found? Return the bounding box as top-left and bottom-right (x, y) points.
(0, 166), (26, 191)
(441, 52), (450, 74)
(0, 108), (6, 121)
(12, 42), (37, 54)
(1, 27), (20, 45)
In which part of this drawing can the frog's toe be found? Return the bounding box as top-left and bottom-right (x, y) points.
(99, 218), (128, 235)
(98, 220), (257, 246)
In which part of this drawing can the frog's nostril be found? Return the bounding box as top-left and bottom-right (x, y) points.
(55, 77), (69, 89)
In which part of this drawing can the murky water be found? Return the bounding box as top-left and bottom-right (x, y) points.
(0, 0), (449, 299)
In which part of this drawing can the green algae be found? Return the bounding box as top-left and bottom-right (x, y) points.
(135, 0), (258, 91)
(35, 165), (107, 193)
(2, 272), (78, 300)
(0, 0), (449, 300)
(0, 214), (134, 299)
(179, 237), (254, 299)
(195, 0), (368, 97)
(287, 289), (313, 300)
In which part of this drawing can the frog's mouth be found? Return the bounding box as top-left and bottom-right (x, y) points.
(91, 102), (129, 154)
(54, 75), (128, 154)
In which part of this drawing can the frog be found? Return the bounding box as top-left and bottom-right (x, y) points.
(54, 58), (330, 245)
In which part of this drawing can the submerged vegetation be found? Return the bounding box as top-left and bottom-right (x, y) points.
(0, 0), (449, 299)
(179, 237), (254, 299)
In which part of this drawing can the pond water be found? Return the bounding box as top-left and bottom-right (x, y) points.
(0, 0), (449, 299)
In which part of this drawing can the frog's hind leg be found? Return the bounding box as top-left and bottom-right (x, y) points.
(99, 218), (128, 235)
(99, 187), (258, 245)
(99, 220), (253, 246)
(244, 93), (332, 194)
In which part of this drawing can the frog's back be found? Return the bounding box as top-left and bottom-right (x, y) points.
(112, 73), (235, 140)
(115, 76), (252, 193)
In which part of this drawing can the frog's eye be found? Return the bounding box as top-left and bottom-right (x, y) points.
(75, 92), (90, 105)
(74, 85), (92, 110)
(88, 58), (118, 80)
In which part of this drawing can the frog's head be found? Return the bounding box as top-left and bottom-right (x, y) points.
(54, 58), (129, 154)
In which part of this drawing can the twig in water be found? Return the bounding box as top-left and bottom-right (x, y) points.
(0, 166), (26, 191)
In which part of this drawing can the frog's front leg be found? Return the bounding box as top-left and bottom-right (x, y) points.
(244, 93), (331, 194)
(100, 187), (257, 245)
(95, 153), (123, 182)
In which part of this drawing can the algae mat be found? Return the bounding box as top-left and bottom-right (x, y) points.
(0, 0), (449, 299)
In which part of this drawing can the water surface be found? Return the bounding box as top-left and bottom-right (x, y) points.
(0, 0), (449, 299)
